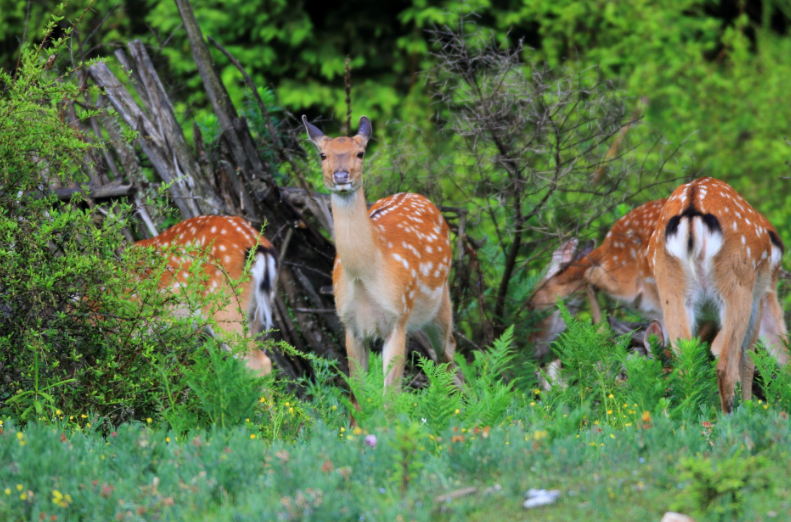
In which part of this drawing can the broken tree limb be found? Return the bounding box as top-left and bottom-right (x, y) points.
(54, 181), (136, 201)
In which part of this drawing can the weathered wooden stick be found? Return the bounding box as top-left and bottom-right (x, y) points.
(54, 181), (136, 201)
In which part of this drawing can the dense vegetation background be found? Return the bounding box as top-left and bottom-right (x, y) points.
(3, 0), (791, 200)
(4, 2), (791, 519)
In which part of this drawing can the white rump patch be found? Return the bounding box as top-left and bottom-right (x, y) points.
(771, 245), (783, 268)
(665, 218), (689, 260)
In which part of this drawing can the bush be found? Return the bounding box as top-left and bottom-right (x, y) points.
(0, 17), (269, 428)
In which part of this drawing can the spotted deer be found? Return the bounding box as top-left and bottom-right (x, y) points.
(648, 177), (786, 412)
(133, 215), (277, 376)
(529, 196), (787, 392)
(527, 199), (667, 359)
(302, 115), (457, 396)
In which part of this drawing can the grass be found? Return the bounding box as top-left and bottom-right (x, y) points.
(2, 401), (791, 521)
(3, 319), (791, 521)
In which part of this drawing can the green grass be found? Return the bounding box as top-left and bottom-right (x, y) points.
(2, 405), (791, 521)
(4, 319), (791, 521)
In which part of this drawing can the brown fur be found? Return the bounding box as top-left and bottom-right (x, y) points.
(134, 215), (275, 376)
(528, 200), (666, 357)
(304, 116), (457, 400)
(648, 177), (786, 413)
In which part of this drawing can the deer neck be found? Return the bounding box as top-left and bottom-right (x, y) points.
(331, 185), (382, 281)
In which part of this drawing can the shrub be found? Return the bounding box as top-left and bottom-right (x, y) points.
(0, 15), (269, 428)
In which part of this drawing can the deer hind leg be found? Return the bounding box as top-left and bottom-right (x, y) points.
(760, 290), (789, 366)
(382, 321), (407, 390)
(710, 280), (756, 413)
(426, 285), (464, 386)
(655, 254), (694, 353)
(739, 298), (763, 403)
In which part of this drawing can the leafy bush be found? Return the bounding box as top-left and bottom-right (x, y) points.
(0, 21), (269, 428)
(673, 452), (774, 521)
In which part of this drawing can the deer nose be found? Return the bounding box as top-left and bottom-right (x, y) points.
(333, 171), (350, 184)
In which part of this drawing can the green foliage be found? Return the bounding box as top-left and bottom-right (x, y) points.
(752, 344), (791, 410)
(549, 304), (631, 414)
(619, 350), (667, 415)
(3, 391), (791, 520)
(457, 325), (521, 428)
(0, 23), (273, 429)
(669, 338), (719, 417)
(389, 420), (427, 497)
(343, 327), (519, 434)
(673, 452), (774, 521)
(182, 340), (265, 429)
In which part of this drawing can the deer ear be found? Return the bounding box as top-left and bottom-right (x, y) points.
(643, 321), (664, 356)
(356, 116), (372, 146)
(576, 239), (596, 260)
(302, 115), (327, 147)
(545, 238), (578, 280)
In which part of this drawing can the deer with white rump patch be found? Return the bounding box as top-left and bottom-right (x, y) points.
(528, 196), (787, 392)
(302, 115), (458, 400)
(648, 177), (787, 413)
(133, 215), (277, 376)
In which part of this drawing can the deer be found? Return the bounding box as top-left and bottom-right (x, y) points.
(528, 196), (787, 392)
(648, 177), (786, 413)
(527, 199), (668, 359)
(132, 215), (277, 376)
(302, 115), (457, 401)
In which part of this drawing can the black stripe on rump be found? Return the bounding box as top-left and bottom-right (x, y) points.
(769, 230), (785, 254)
(664, 185), (721, 254)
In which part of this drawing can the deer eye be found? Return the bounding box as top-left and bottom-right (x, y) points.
(357, 152), (364, 159)
(320, 153), (327, 161)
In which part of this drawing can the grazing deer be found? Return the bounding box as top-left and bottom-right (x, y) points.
(527, 199), (667, 359)
(529, 196), (787, 392)
(133, 215), (277, 376)
(302, 115), (457, 395)
(648, 177), (786, 412)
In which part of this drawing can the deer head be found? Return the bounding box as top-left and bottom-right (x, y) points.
(302, 115), (372, 195)
(527, 238), (596, 358)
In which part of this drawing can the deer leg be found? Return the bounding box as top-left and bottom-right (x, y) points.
(710, 283), (755, 414)
(382, 321), (407, 390)
(739, 299), (763, 402)
(655, 255), (693, 354)
(760, 290), (789, 365)
(429, 285), (463, 386)
(585, 284), (603, 324)
(345, 330), (368, 427)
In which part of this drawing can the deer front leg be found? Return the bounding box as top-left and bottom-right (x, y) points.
(382, 321), (407, 390)
(346, 330), (368, 427)
(585, 284), (603, 324)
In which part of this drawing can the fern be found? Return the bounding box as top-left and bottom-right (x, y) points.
(462, 326), (517, 427)
(668, 337), (718, 417)
(416, 358), (463, 433)
(751, 343), (791, 410)
(550, 303), (630, 412)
